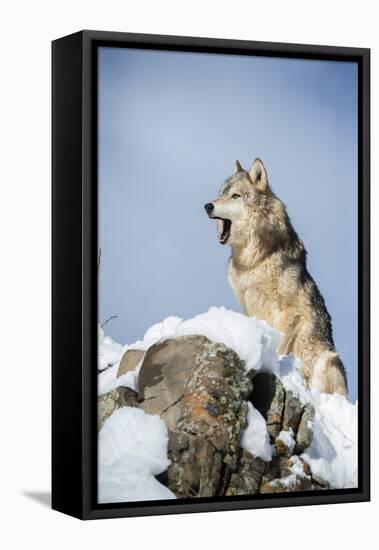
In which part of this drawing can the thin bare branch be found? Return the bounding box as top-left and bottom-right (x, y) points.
(101, 315), (118, 329)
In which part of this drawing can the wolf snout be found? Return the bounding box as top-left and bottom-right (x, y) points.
(204, 203), (214, 215)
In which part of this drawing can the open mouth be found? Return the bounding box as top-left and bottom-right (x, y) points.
(216, 218), (232, 244)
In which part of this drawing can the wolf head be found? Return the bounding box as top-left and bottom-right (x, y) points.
(204, 158), (272, 246)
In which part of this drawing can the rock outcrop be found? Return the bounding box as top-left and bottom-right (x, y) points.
(98, 335), (328, 496)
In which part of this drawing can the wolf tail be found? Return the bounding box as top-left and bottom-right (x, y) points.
(310, 351), (348, 397)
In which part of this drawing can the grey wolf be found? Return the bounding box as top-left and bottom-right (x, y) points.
(204, 158), (347, 396)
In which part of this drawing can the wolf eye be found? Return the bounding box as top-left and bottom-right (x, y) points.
(231, 194), (241, 199)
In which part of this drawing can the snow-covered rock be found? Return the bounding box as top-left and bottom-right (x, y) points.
(98, 306), (358, 503)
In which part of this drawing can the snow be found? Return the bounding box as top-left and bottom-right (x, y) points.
(290, 455), (307, 477)
(98, 326), (124, 372)
(98, 306), (358, 501)
(277, 429), (296, 453)
(98, 306), (282, 396)
(278, 354), (309, 403)
(241, 402), (273, 461)
(270, 456), (311, 490)
(277, 353), (358, 489)
(98, 360), (142, 396)
(99, 407), (176, 503)
(137, 316), (183, 349)
(97, 323), (146, 395)
(176, 308), (281, 373)
(301, 392), (358, 489)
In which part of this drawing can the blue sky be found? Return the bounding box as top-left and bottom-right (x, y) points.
(98, 47), (358, 400)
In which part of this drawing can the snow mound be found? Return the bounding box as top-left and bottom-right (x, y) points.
(99, 407), (175, 503)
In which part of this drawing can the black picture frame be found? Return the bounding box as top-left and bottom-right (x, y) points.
(52, 30), (370, 520)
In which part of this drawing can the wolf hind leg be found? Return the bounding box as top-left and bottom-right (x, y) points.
(310, 351), (348, 397)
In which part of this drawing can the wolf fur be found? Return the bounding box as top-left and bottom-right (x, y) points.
(205, 158), (348, 396)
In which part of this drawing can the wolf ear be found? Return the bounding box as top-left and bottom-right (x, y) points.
(249, 158), (269, 192)
(234, 160), (243, 174)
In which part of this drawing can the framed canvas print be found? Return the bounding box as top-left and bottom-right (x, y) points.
(52, 30), (370, 520)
